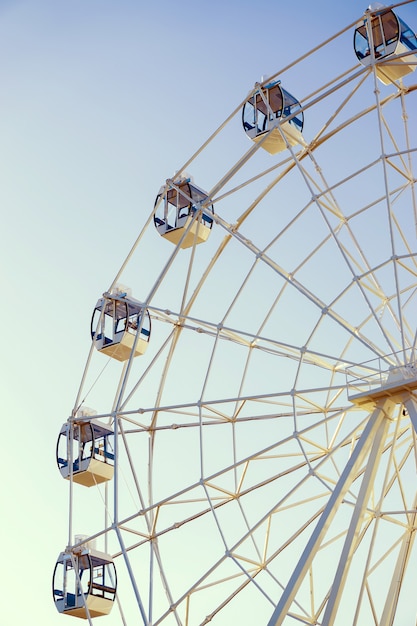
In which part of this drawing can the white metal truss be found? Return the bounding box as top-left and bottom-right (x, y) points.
(59, 2), (417, 625)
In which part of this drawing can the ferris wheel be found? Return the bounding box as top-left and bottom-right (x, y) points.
(53, 3), (417, 625)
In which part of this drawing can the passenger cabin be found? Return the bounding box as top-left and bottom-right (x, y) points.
(154, 177), (214, 248)
(57, 414), (114, 487)
(354, 6), (417, 84)
(242, 80), (304, 154)
(91, 288), (151, 361)
(53, 546), (117, 619)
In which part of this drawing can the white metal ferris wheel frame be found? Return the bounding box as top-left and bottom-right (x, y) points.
(61, 2), (417, 625)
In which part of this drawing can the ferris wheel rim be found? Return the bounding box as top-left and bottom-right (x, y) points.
(57, 4), (417, 625)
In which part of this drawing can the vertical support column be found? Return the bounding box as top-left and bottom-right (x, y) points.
(320, 399), (395, 625)
(267, 399), (394, 626)
(404, 395), (417, 434)
(379, 508), (417, 626)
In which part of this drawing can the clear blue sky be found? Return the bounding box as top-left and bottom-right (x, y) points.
(1, 1), (416, 624)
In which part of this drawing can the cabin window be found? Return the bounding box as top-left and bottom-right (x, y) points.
(399, 18), (417, 50)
